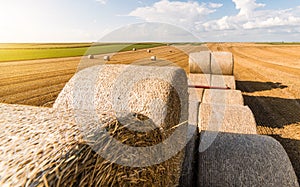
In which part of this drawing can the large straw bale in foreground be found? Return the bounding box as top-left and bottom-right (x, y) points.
(0, 101), (189, 186)
(202, 89), (244, 105)
(211, 52), (234, 75)
(189, 52), (211, 74)
(199, 103), (257, 134)
(211, 75), (236, 89)
(198, 132), (299, 187)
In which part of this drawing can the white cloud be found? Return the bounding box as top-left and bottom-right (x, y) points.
(129, 0), (222, 29)
(202, 0), (300, 31)
(127, 0), (300, 41)
(96, 0), (107, 5)
(208, 3), (223, 9)
(233, 0), (265, 17)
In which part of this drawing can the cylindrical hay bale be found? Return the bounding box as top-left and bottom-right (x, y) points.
(103, 55), (110, 61)
(198, 132), (299, 187)
(198, 103), (257, 134)
(211, 51), (234, 75)
(188, 74), (211, 87)
(53, 64), (189, 186)
(132, 48), (136, 51)
(151, 56), (156, 61)
(88, 54), (94, 59)
(202, 89), (244, 105)
(189, 52), (211, 74)
(147, 49), (151, 53)
(188, 88), (204, 103)
(211, 75), (236, 89)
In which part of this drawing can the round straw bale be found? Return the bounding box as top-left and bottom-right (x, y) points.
(198, 103), (257, 134)
(0, 100), (190, 186)
(202, 89), (244, 105)
(211, 51), (234, 75)
(198, 132), (299, 186)
(103, 55), (110, 61)
(211, 75), (236, 90)
(151, 56), (156, 61)
(132, 48), (136, 51)
(189, 52), (211, 74)
(147, 49), (151, 53)
(188, 74), (211, 87)
(88, 54), (94, 59)
(188, 88), (204, 103)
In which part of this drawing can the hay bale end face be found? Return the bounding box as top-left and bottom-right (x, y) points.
(189, 52), (211, 74)
(199, 103), (257, 134)
(88, 54), (94, 59)
(202, 89), (244, 105)
(211, 52), (234, 75)
(151, 56), (157, 61)
(103, 55), (110, 61)
(198, 132), (299, 187)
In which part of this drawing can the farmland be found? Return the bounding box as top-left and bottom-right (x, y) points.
(0, 42), (299, 180)
(0, 43), (205, 107)
(0, 43), (165, 62)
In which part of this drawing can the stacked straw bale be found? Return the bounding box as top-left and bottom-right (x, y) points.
(189, 51), (234, 75)
(188, 88), (204, 103)
(211, 52), (234, 75)
(189, 52), (211, 74)
(188, 74), (211, 87)
(202, 89), (244, 105)
(198, 103), (257, 134)
(198, 132), (299, 186)
(211, 75), (236, 89)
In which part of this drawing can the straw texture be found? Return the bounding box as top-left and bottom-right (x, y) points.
(202, 89), (244, 105)
(188, 74), (211, 87)
(198, 132), (299, 187)
(199, 103), (257, 134)
(211, 52), (234, 75)
(211, 75), (236, 90)
(188, 88), (204, 103)
(0, 102), (187, 186)
(54, 64), (188, 132)
(189, 52), (211, 74)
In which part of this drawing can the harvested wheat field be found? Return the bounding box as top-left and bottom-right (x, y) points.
(0, 44), (206, 107)
(208, 42), (300, 181)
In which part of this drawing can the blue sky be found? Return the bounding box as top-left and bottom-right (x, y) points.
(0, 0), (300, 42)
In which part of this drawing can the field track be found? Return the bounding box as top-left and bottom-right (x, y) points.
(208, 43), (300, 181)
